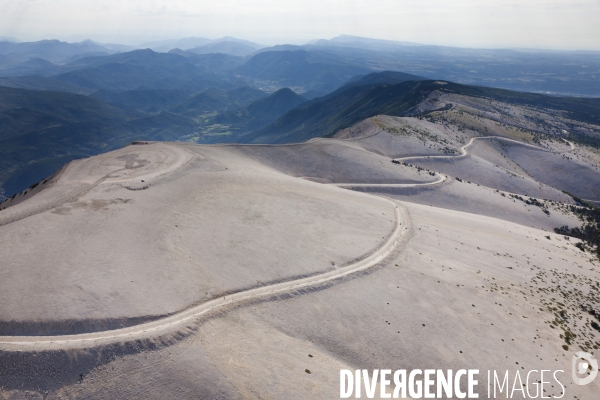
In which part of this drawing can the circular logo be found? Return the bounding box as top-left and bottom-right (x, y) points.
(572, 351), (598, 386)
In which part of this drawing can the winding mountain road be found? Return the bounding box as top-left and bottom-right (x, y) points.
(395, 135), (572, 164)
(331, 174), (447, 188)
(0, 195), (411, 352)
(0, 134), (572, 352)
(329, 135), (574, 189)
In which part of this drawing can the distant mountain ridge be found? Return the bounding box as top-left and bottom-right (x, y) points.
(254, 37), (600, 97)
(245, 81), (420, 143)
(53, 49), (205, 90)
(51, 49), (248, 92)
(0, 39), (115, 63)
(245, 73), (600, 144)
(1, 37), (600, 199)
(141, 36), (263, 55)
(314, 34), (423, 51)
(172, 86), (267, 115)
(188, 41), (258, 57)
(213, 88), (306, 133)
(3, 37), (600, 97)
(236, 49), (371, 98)
(322, 71), (428, 99)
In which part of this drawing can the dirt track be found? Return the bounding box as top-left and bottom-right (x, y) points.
(0, 196), (410, 351)
(0, 134), (582, 352)
(0, 135), (556, 351)
(329, 135), (560, 189)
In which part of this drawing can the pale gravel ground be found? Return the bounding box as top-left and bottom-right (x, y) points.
(355, 179), (580, 232)
(2, 113), (600, 399)
(0, 144), (195, 228)
(229, 139), (439, 185)
(12, 202), (597, 400)
(502, 144), (600, 201)
(0, 143), (396, 325)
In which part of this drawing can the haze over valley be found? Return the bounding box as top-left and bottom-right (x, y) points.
(1, 35), (600, 200)
(1, 19), (600, 400)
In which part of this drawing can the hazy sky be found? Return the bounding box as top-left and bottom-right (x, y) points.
(2, 0), (600, 50)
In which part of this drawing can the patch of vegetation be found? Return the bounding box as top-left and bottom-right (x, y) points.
(509, 194), (551, 215)
(247, 80), (430, 143)
(554, 194), (600, 257)
(446, 83), (600, 128)
(532, 267), (600, 352)
(565, 131), (600, 149)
